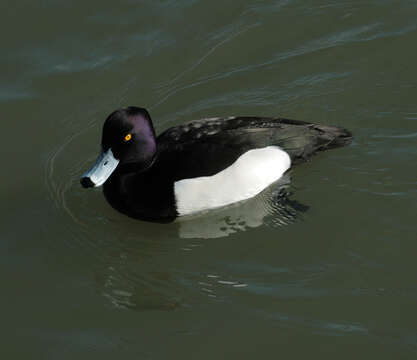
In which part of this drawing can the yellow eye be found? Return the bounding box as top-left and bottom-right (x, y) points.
(124, 134), (132, 142)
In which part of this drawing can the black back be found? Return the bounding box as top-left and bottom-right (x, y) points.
(155, 116), (352, 179)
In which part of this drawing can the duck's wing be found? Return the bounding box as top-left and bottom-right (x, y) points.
(155, 116), (352, 181)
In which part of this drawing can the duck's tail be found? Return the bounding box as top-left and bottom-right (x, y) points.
(272, 119), (353, 164)
(312, 124), (353, 150)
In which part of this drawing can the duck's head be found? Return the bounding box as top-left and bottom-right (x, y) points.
(80, 106), (156, 188)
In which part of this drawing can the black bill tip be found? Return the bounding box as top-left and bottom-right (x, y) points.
(80, 177), (95, 188)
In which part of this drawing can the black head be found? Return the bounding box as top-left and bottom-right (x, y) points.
(102, 107), (157, 166)
(81, 106), (157, 188)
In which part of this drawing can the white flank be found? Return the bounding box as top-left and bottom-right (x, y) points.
(174, 146), (291, 216)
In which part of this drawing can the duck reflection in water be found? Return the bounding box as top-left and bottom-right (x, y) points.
(177, 173), (308, 239)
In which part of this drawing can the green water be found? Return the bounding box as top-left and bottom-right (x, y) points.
(2, 1), (417, 358)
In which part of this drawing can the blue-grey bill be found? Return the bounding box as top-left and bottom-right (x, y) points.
(82, 148), (119, 187)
